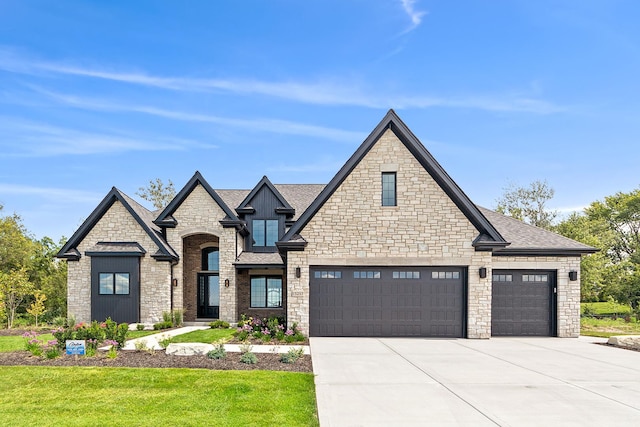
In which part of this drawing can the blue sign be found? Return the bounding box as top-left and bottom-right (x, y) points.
(66, 340), (86, 355)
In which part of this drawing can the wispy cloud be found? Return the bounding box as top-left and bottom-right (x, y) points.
(399, 0), (427, 34)
(26, 87), (366, 142)
(0, 183), (102, 203)
(0, 116), (214, 157)
(0, 47), (565, 114)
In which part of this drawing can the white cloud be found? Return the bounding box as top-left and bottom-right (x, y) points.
(0, 48), (565, 114)
(399, 0), (427, 34)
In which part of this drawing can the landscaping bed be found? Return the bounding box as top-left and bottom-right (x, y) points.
(0, 349), (312, 372)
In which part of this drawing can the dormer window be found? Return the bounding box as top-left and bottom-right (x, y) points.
(253, 219), (279, 247)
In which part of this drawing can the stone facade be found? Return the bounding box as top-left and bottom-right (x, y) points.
(165, 184), (238, 322)
(288, 129), (494, 337)
(67, 201), (171, 323)
(492, 256), (582, 337)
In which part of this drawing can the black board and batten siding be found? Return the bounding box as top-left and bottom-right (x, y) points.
(90, 256), (140, 323)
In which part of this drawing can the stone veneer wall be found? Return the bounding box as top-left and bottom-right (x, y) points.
(287, 128), (494, 338)
(67, 201), (171, 323)
(236, 269), (287, 320)
(491, 256), (582, 338)
(165, 184), (237, 322)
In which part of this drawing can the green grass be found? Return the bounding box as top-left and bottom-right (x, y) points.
(581, 301), (632, 315)
(169, 328), (235, 343)
(0, 333), (54, 353)
(0, 366), (318, 426)
(581, 316), (640, 338)
(127, 330), (161, 339)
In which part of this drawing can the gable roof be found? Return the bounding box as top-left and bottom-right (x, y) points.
(279, 109), (508, 251)
(236, 176), (295, 216)
(478, 207), (598, 256)
(154, 171), (242, 228)
(57, 187), (178, 261)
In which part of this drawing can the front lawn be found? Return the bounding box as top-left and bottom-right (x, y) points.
(127, 329), (162, 339)
(169, 328), (236, 343)
(0, 366), (318, 426)
(581, 301), (632, 316)
(0, 333), (54, 353)
(581, 316), (640, 338)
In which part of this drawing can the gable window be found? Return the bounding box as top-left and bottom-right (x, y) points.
(250, 276), (282, 308)
(99, 273), (130, 295)
(253, 219), (279, 247)
(382, 172), (396, 206)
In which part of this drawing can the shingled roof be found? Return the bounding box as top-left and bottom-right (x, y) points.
(478, 206), (597, 256)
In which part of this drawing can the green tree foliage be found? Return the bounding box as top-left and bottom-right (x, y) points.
(26, 291), (46, 327)
(555, 188), (640, 307)
(0, 268), (33, 328)
(136, 178), (176, 210)
(496, 180), (558, 230)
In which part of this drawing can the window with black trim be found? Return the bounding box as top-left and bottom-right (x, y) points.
(99, 273), (130, 295)
(393, 271), (420, 279)
(353, 271), (381, 279)
(250, 276), (282, 308)
(314, 271), (342, 279)
(492, 274), (513, 282)
(253, 219), (279, 247)
(382, 172), (396, 206)
(522, 274), (548, 282)
(431, 271), (460, 280)
(201, 247), (219, 271)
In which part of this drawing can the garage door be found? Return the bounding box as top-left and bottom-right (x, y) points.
(309, 267), (465, 337)
(491, 270), (556, 336)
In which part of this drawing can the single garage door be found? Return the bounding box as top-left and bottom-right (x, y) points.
(491, 270), (556, 336)
(309, 266), (465, 337)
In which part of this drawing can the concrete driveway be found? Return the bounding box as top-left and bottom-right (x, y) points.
(310, 337), (640, 426)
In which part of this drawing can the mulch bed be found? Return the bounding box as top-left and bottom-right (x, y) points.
(0, 350), (313, 372)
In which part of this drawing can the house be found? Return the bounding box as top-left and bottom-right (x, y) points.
(57, 110), (596, 338)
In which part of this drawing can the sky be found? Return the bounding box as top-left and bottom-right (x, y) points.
(0, 0), (639, 241)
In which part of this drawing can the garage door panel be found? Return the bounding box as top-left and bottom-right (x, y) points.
(492, 270), (555, 337)
(310, 267), (465, 337)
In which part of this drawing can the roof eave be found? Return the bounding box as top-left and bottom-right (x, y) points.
(492, 247), (600, 257)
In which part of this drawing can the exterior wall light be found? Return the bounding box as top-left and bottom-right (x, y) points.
(224, 279), (230, 287)
(295, 267), (301, 278)
(569, 271), (578, 281)
(479, 267), (487, 279)
(172, 278), (178, 287)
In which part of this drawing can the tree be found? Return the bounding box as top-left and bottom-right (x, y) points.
(26, 290), (46, 327)
(0, 211), (34, 273)
(496, 180), (558, 229)
(136, 178), (176, 210)
(0, 268), (33, 328)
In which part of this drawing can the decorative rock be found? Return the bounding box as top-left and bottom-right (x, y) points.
(166, 343), (214, 356)
(608, 335), (640, 349)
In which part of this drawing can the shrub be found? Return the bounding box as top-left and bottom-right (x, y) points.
(280, 347), (305, 364)
(158, 335), (173, 349)
(153, 321), (173, 330)
(162, 310), (183, 327)
(104, 340), (119, 359)
(136, 324), (145, 331)
(23, 331), (42, 356)
(43, 340), (61, 359)
(207, 342), (227, 360)
(209, 320), (230, 329)
(51, 318), (129, 351)
(240, 352), (258, 364)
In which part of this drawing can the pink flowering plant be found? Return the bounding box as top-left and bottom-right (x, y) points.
(234, 315), (305, 343)
(22, 331), (43, 356)
(52, 317), (129, 352)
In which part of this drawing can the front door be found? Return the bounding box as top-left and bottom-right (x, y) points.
(197, 273), (219, 318)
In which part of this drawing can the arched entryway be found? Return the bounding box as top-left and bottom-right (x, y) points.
(182, 234), (220, 322)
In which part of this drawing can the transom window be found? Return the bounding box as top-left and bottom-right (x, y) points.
(523, 274), (548, 282)
(201, 247), (219, 271)
(253, 219), (279, 247)
(431, 271), (460, 280)
(99, 273), (130, 295)
(314, 271), (342, 279)
(353, 271), (381, 279)
(382, 172), (397, 206)
(393, 271), (421, 279)
(492, 274), (513, 282)
(250, 276), (282, 308)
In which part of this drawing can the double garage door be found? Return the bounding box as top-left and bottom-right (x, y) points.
(309, 266), (465, 337)
(309, 266), (556, 338)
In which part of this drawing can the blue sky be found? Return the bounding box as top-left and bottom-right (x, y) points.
(1, 0), (639, 240)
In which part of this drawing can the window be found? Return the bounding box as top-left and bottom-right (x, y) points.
(492, 274), (513, 282)
(250, 276), (282, 308)
(431, 271), (460, 280)
(353, 271), (381, 279)
(253, 219), (279, 247)
(393, 271), (421, 279)
(99, 273), (130, 295)
(201, 247), (219, 271)
(314, 271), (342, 279)
(382, 172), (396, 206)
(523, 274), (548, 283)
